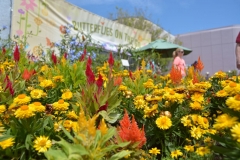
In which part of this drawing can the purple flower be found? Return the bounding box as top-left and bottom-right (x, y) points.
(18, 9), (25, 14)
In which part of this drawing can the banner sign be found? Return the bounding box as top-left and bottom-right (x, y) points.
(11, 0), (151, 57)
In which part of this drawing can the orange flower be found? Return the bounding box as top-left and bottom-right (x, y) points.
(114, 76), (122, 86)
(196, 57), (204, 72)
(170, 65), (182, 84)
(118, 109), (146, 148)
(192, 73), (199, 84)
(22, 69), (35, 81)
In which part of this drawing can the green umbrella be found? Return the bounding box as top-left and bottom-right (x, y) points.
(135, 39), (192, 57)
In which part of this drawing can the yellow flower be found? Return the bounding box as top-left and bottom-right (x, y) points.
(63, 120), (73, 131)
(53, 75), (64, 82)
(216, 90), (228, 97)
(231, 123), (240, 142)
(98, 119), (108, 135)
(30, 89), (44, 99)
(171, 149), (183, 159)
(184, 145), (194, 152)
(214, 71), (227, 79)
(226, 94), (240, 111)
(155, 116), (172, 130)
(213, 114), (238, 130)
(33, 136), (52, 153)
(14, 105), (35, 119)
(40, 79), (54, 89)
(29, 102), (45, 112)
(67, 111), (78, 120)
(118, 85), (127, 91)
(143, 79), (156, 89)
(190, 101), (203, 110)
(191, 92), (204, 103)
(190, 126), (204, 140)
(144, 104), (158, 118)
(223, 82), (240, 96)
(195, 146), (210, 156)
(204, 137), (212, 143)
(134, 98), (147, 110)
(61, 91), (73, 100)
(149, 147), (161, 155)
(52, 99), (69, 111)
(13, 94), (31, 105)
(0, 137), (15, 149)
(0, 105), (6, 113)
(181, 115), (192, 127)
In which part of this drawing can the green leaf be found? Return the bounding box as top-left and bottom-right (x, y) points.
(60, 124), (74, 141)
(25, 134), (33, 150)
(109, 150), (133, 160)
(0, 135), (14, 141)
(44, 148), (68, 160)
(99, 111), (120, 123)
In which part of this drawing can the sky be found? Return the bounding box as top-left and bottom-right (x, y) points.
(67, 0), (240, 35)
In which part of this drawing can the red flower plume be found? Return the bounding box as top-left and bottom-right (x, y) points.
(196, 56), (204, 72)
(63, 52), (68, 59)
(170, 65), (182, 84)
(51, 51), (57, 65)
(87, 56), (92, 66)
(13, 44), (20, 62)
(4, 75), (14, 97)
(108, 52), (114, 67)
(80, 49), (87, 61)
(85, 64), (95, 84)
(118, 109), (146, 148)
(96, 73), (103, 88)
(22, 69), (36, 81)
(2, 47), (6, 55)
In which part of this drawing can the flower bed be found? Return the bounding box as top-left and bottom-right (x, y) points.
(1, 30), (240, 160)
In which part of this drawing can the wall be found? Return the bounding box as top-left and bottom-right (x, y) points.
(179, 25), (240, 75)
(0, 0), (12, 42)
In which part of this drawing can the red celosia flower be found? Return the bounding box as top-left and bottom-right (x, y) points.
(4, 75), (14, 97)
(63, 52), (68, 59)
(170, 65), (182, 84)
(85, 64), (95, 84)
(108, 52), (114, 67)
(80, 49), (87, 61)
(13, 44), (20, 62)
(118, 109), (146, 148)
(97, 102), (108, 113)
(51, 51), (57, 65)
(2, 47), (6, 55)
(87, 56), (92, 66)
(96, 73), (103, 88)
(129, 70), (133, 80)
(22, 69), (35, 81)
(196, 57), (204, 72)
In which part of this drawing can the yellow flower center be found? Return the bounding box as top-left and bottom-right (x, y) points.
(21, 105), (29, 110)
(58, 99), (64, 104)
(18, 94), (26, 99)
(170, 91), (175, 95)
(33, 102), (41, 106)
(34, 92), (39, 96)
(39, 139), (47, 146)
(229, 82), (237, 87)
(235, 94), (240, 101)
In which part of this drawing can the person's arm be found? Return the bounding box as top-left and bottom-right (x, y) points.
(236, 44), (240, 69)
(173, 57), (180, 68)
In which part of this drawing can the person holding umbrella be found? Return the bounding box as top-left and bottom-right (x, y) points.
(173, 48), (186, 77)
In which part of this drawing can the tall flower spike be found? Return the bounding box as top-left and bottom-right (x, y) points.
(87, 56), (92, 66)
(96, 73), (103, 88)
(51, 51), (57, 65)
(85, 63), (95, 84)
(2, 47), (6, 55)
(108, 52), (114, 67)
(13, 44), (20, 62)
(196, 56), (204, 72)
(80, 49), (87, 61)
(118, 109), (146, 148)
(170, 65), (182, 84)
